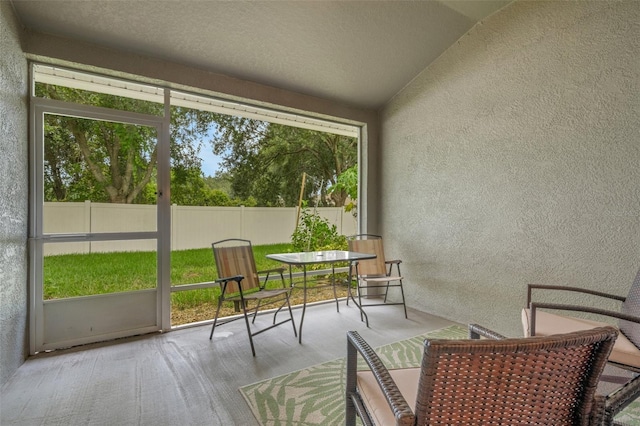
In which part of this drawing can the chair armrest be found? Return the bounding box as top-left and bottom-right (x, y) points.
(604, 370), (640, 415)
(257, 267), (286, 289)
(215, 275), (244, 284)
(385, 259), (402, 277)
(529, 302), (640, 326)
(468, 324), (507, 340)
(346, 331), (415, 424)
(215, 275), (245, 294)
(526, 284), (625, 306)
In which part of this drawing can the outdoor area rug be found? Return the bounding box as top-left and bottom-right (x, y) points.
(239, 324), (640, 426)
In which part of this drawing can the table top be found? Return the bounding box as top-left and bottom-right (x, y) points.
(266, 250), (375, 265)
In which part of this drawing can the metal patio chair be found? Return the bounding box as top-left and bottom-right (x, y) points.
(347, 234), (407, 326)
(209, 238), (296, 356)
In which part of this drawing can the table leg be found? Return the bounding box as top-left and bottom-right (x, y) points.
(332, 264), (339, 312)
(287, 265), (294, 290)
(298, 265), (308, 344)
(346, 261), (369, 327)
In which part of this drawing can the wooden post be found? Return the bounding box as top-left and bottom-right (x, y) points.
(295, 172), (306, 230)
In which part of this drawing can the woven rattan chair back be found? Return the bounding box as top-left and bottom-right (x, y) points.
(348, 235), (386, 276)
(212, 239), (260, 294)
(347, 326), (617, 426)
(416, 328), (616, 425)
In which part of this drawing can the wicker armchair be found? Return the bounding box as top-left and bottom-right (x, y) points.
(522, 268), (640, 373)
(346, 325), (617, 426)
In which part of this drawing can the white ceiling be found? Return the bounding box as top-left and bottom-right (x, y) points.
(10, 0), (511, 109)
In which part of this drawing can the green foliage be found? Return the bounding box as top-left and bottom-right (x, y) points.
(213, 117), (358, 207)
(37, 84), (223, 205)
(291, 207), (347, 252)
(329, 164), (358, 217)
(36, 82), (358, 208)
(39, 84), (163, 204)
(203, 173), (232, 193)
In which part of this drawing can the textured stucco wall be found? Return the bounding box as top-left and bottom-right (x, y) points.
(0, 1), (29, 386)
(380, 0), (640, 337)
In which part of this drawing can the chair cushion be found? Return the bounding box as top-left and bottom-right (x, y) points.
(522, 308), (640, 369)
(356, 368), (419, 426)
(619, 269), (640, 350)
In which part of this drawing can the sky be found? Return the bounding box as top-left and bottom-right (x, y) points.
(198, 123), (223, 178)
(199, 146), (221, 177)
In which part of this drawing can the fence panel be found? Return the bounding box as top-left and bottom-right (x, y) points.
(241, 207), (297, 245)
(43, 202), (356, 255)
(43, 201), (89, 255)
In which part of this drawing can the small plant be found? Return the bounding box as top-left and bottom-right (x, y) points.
(291, 207), (347, 252)
(291, 207), (348, 278)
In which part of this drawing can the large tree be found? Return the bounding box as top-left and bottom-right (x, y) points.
(39, 84), (218, 204)
(39, 84), (357, 207)
(212, 115), (357, 207)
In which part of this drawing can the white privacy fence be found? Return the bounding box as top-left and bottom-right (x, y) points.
(43, 201), (357, 255)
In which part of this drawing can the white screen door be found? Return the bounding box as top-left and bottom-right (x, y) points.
(30, 98), (170, 353)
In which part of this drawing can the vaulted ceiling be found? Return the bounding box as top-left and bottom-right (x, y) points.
(10, 0), (511, 109)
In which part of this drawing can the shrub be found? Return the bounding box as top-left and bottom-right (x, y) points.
(291, 208), (347, 252)
(291, 208), (349, 277)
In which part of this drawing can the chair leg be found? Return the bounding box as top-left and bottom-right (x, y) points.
(345, 394), (357, 426)
(356, 283), (370, 327)
(392, 263), (408, 319)
(260, 292), (298, 336)
(346, 271), (369, 327)
(399, 278), (408, 319)
(383, 280), (391, 303)
(251, 300), (261, 324)
(240, 301), (257, 357)
(272, 292), (294, 325)
(271, 299), (284, 325)
(346, 265), (354, 307)
(332, 265), (340, 312)
(209, 298), (224, 340)
(357, 284), (364, 321)
(285, 292), (298, 337)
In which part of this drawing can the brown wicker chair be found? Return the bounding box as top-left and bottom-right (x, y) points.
(347, 234), (407, 326)
(522, 268), (640, 373)
(346, 325), (617, 426)
(209, 238), (296, 356)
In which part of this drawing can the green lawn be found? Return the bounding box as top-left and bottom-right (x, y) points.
(43, 243), (323, 310)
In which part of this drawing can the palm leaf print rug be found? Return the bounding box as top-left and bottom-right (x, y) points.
(239, 324), (640, 426)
